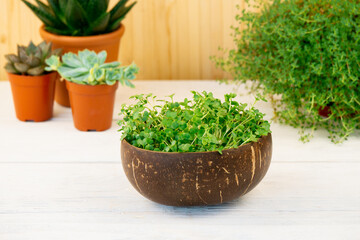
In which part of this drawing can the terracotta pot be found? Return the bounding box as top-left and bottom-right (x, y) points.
(40, 25), (125, 107)
(8, 72), (56, 122)
(318, 106), (331, 118)
(121, 134), (272, 206)
(66, 81), (118, 131)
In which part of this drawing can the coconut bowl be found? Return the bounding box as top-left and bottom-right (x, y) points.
(121, 133), (272, 206)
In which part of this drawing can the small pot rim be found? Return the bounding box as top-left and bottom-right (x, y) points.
(6, 71), (56, 78)
(65, 80), (118, 87)
(66, 81), (119, 96)
(39, 24), (125, 44)
(121, 133), (271, 155)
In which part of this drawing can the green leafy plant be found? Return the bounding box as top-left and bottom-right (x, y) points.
(214, 0), (360, 143)
(118, 92), (271, 153)
(45, 49), (138, 86)
(4, 41), (61, 76)
(22, 0), (136, 36)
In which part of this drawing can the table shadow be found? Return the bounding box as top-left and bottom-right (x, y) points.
(151, 199), (243, 217)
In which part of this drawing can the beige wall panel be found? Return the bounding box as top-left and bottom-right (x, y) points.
(0, 0), (246, 80)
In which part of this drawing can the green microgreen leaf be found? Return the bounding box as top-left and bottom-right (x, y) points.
(118, 92), (271, 153)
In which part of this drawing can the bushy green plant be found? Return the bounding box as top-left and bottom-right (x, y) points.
(118, 92), (271, 153)
(22, 0), (136, 36)
(45, 49), (138, 86)
(4, 41), (61, 76)
(214, 0), (360, 143)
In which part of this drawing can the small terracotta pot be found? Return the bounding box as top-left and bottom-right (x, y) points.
(8, 72), (56, 122)
(121, 134), (272, 206)
(318, 106), (331, 118)
(40, 25), (125, 107)
(66, 81), (118, 131)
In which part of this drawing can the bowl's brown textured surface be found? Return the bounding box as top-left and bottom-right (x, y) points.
(121, 134), (272, 206)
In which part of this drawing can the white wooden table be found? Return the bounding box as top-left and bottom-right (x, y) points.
(0, 81), (359, 240)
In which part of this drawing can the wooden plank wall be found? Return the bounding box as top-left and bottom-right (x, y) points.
(0, 0), (245, 80)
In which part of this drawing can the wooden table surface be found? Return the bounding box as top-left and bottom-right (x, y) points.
(0, 81), (359, 240)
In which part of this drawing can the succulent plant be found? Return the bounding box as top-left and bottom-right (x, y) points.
(22, 0), (137, 36)
(4, 41), (62, 76)
(45, 49), (138, 87)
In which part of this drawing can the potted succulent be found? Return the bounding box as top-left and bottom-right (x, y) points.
(4, 41), (61, 122)
(118, 92), (272, 206)
(46, 49), (138, 131)
(214, 0), (360, 143)
(22, 0), (137, 107)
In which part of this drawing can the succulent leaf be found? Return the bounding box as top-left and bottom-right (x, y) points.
(51, 48), (62, 57)
(61, 53), (83, 67)
(110, 1), (136, 24)
(86, 0), (109, 22)
(46, 0), (59, 8)
(45, 49), (138, 86)
(39, 41), (51, 58)
(26, 41), (37, 54)
(109, 0), (128, 22)
(35, 0), (53, 15)
(24, 55), (41, 67)
(27, 66), (45, 76)
(35, 48), (43, 59)
(23, 0), (136, 36)
(46, 0), (66, 24)
(77, 50), (98, 68)
(14, 63), (30, 73)
(5, 41), (61, 76)
(18, 47), (28, 63)
(118, 2), (136, 19)
(21, 0), (59, 27)
(97, 51), (107, 65)
(44, 55), (60, 71)
(4, 63), (18, 74)
(62, 64), (89, 77)
(99, 62), (120, 69)
(58, 0), (67, 17)
(76, 0), (89, 10)
(64, 0), (88, 31)
(107, 17), (124, 32)
(5, 54), (20, 63)
(44, 26), (72, 36)
(94, 68), (106, 81)
(46, 0), (61, 15)
(86, 13), (110, 35)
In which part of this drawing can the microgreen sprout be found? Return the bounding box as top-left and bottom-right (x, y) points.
(118, 91), (271, 153)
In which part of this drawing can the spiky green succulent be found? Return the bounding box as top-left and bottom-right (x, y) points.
(4, 41), (62, 76)
(45, 49), (138, 87)
(22, 0), (137, 36)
